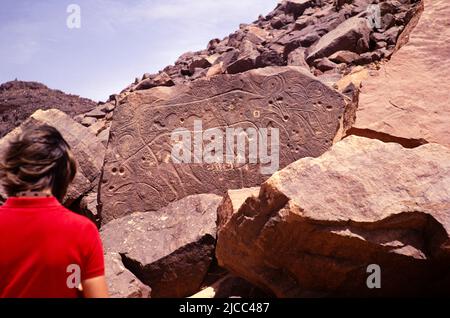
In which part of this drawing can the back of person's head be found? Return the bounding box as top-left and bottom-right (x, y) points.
(0, 124), (77, 202)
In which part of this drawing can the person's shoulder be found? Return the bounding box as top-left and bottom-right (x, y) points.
(57, 206), (97, 230)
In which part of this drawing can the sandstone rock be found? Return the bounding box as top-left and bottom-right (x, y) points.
(84, 107), (106, 119)
(225, 51), (260, 75)
(105, 252), (151, 298)
(216, 136), (450, 297)
(189, 57), (212, 74)
(353, 0), (450, 147)
(81, 116), (97, 127)
(100, 194), (222, 298)
(100, 66), (354, 222)
(281, 0), (316, 18)
(101, 102), (116, 113)
(286, 47), (309, 69)
(0, 81), (96, 138)
(78, 190), (100, 225)
(329, 50), (360, 64)
(314, 57), (338, 72)
(135, 72), (174, 91)
(306, 16), (371, 62)
(276, 27), (321, 57)
(0, 109), (105, 204)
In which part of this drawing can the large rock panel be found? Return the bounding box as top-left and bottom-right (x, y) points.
(216, 136), (450, 297)
(100, 66), (353, 223)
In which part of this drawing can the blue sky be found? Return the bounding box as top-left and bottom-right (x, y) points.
(0, 0), (276, 101)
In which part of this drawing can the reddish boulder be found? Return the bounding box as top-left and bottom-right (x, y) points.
(100, 194), (222, 298)
(216, 136), (450, 297)
(352, 0), (450, 147)
(105, 252), (151, 298)
(306, 16), (371, 62)
(0, 109), (105, 205)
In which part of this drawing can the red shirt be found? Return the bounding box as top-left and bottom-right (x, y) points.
(0, 196), (104, 298)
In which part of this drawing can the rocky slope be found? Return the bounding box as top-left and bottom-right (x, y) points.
(0, 80), (96, 138)
(1, 0), (449, 297)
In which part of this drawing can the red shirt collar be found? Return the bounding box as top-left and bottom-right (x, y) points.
(2, 196), (62, 209)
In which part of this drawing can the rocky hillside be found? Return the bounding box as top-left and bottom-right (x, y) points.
(0, 80), (96, 138)
(1, 0), (449, 297)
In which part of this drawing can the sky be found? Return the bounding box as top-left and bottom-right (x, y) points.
(0, 0), (277, 102)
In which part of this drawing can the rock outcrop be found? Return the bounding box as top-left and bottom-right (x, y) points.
(0, 80), (96, 138)
(0, 109), (106, 205)
(99, 66), (353, 223)
(350, 0), (450, 147)
(100, 194), (222, 298)
(216, 136), (450, 297)
(111, 0), (421, 102)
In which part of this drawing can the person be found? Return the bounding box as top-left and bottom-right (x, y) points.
(0, 124), (108, 298)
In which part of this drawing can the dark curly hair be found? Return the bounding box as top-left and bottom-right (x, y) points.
(0, 124), (77, 202)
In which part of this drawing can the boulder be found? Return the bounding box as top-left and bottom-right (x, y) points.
(0, 109), (106, 204)
(329, 50), (361, 64)
(352, 0), (450, 147)
(135, 72), (174, 91)
(314, 57), (338, 72)
(84, 107), (106, 119)
(105, 252), (151, 298)
(100, 66), (354, 222)
(100, 194), (222, 298)
(306, 16), (371, 62)
(287, 47), (310, 70)
(216, 136), (450, 297)
(281, 0), (316, 18)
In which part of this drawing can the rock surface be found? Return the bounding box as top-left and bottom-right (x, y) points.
(105, 252), (151, 298)
(100, 66), (353, 223)
(100, 194), (222, 298)
(0, 109), (105, 204)
(0, 80), (96, 138)
(216, 136), (450, 297)
(352, 0), (450, 147)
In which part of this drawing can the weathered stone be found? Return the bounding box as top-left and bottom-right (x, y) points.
(105, 252), (151, 298)
(0, 109), (105, 204)
(100, 66), (353, 222)
(353, 0), (450, 147)
(79, 190), (100, 224)
(286, 47), (309, 69)
(84, 107), (106, 119)
(314, 57), (338, 72)
(102, 102), (116, 113)
(329, 50), (360, 64)
(189, 57), (212, 74)
(100, 194), (222, 298)
(216, 136), (450, 297)
(276, 27), (320, 57)
(225, 51), (260, 74)
(81, 116), (97, 127)
(0, 80), (96, 138)
(135, 72), (174, 91)
(97, 125), (111, 147)
(281, 0), (316, 18)
(306, 16), (371, 62)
